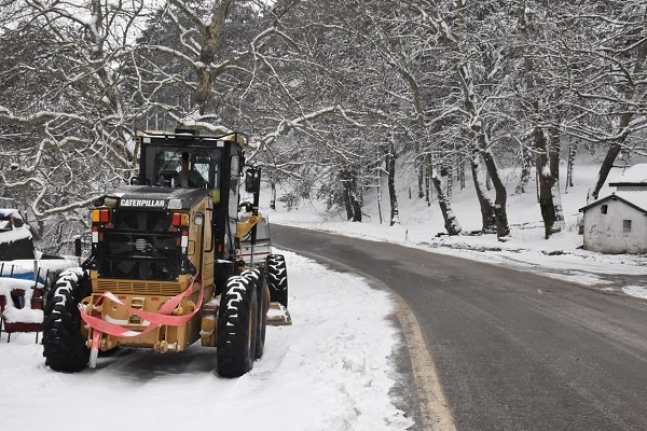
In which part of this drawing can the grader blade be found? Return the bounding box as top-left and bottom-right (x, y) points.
(266, 302), (292, 326)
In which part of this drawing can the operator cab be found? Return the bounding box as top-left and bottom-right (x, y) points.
(136, 129), (247, 206)
(135, 129), (248, 261)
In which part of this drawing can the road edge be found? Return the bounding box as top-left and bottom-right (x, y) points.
(275, 244), (457, 431)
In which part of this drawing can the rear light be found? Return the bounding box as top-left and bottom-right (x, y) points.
(177, 229), (189, 249)
(171, 212), (189, 227)
(92, 226), (99, 243)
(91, 209), (111, 223)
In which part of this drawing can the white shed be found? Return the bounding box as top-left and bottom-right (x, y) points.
(579, 164), (647, 254)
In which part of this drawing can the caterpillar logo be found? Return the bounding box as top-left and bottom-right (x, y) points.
(120, 198), (166, 208)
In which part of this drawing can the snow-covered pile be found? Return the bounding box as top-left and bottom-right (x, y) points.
(1, 260), (78, 325)
(0, 278), (43, 323)
(0, 208), (31, 245)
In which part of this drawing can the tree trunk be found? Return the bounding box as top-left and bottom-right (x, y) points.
(428, 154), (462, 235)
(343, 168), (362, 223)
(454, 35), (510, 237)
(459, 157), (466, 190)
(385, 142), (399, 225)
(341, 169), (354, 221)
(470, 155), (497, 234)
(444, 165), (453, 201)
(535, 126), (557, 239)
(376, 167), (383, 225)
(518, 1), (562, 238)
(417, 157), (425, 199)
(565, 142), (576, 193)
(534, 123), (564, 238)
(270, 181), (276, 210)
(485, 170), (492, 192)
(549, 125), (565, 233)
(351, 172), (362, 223)
(515, 145), (533, 194)
(193, 0), (236, 116)
(524, 44), (562, 238)
(480, 149), (510, 238)
(352, 198), (362, 222)
(588, 143), (622, 202)
(425, 157), (432, 207)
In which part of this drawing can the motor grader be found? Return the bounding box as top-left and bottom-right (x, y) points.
(42, 129), (290, 378)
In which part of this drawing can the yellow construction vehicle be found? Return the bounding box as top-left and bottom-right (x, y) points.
(42, 129), (290, 378)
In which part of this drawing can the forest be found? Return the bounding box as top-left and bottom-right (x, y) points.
(0, 0), (646, 254)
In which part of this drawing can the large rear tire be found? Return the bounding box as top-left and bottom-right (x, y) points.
(42, 268), (91, 372)
(242, 268), (268, 359)
(266, 254), (288, 308)
(216, 275), (258, 378)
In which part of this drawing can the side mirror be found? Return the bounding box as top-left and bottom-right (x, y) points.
(240, 154), (246, 174)
(74, 237), (82, 257)
(245, 167), (261, 193)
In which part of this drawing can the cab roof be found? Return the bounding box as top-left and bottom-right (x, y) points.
(137, 129), (248, 148)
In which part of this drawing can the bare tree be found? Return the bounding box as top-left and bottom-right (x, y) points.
(0, 0), (359, 247)
(559, 2), (647, 202)
(0, 0), (149, 251)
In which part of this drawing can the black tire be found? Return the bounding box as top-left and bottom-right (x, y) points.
(216, 275), (258, 378)
(42, 268), (91, 372)
(266, 254), (288, 308)
(242, 268), (268, 359)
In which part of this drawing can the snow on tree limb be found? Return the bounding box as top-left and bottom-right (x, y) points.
(255, 106), (339, 153)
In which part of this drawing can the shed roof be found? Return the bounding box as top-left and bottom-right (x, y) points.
(579, 192), (647, 215)
(609, 163), (647, 187)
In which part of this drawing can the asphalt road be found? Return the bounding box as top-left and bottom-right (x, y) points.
(272, 225), (647, 431)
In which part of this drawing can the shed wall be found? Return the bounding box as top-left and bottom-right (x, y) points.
(583, 200), (647, 254)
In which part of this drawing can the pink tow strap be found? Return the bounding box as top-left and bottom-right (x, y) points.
(80, 274), (204, 341)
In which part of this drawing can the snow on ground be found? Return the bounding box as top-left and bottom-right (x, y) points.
(0, 251), (413, 431)
(622, 285), (647, 300)
(2, 160), (646, 431)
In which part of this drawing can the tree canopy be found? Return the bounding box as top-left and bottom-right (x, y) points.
(1, 0), (646, 251)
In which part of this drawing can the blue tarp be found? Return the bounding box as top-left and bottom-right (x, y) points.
(0, 262), (46, 283)
(0, 272), (45, 283)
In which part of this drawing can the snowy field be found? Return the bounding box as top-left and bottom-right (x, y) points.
(0, 251), (413, 431)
